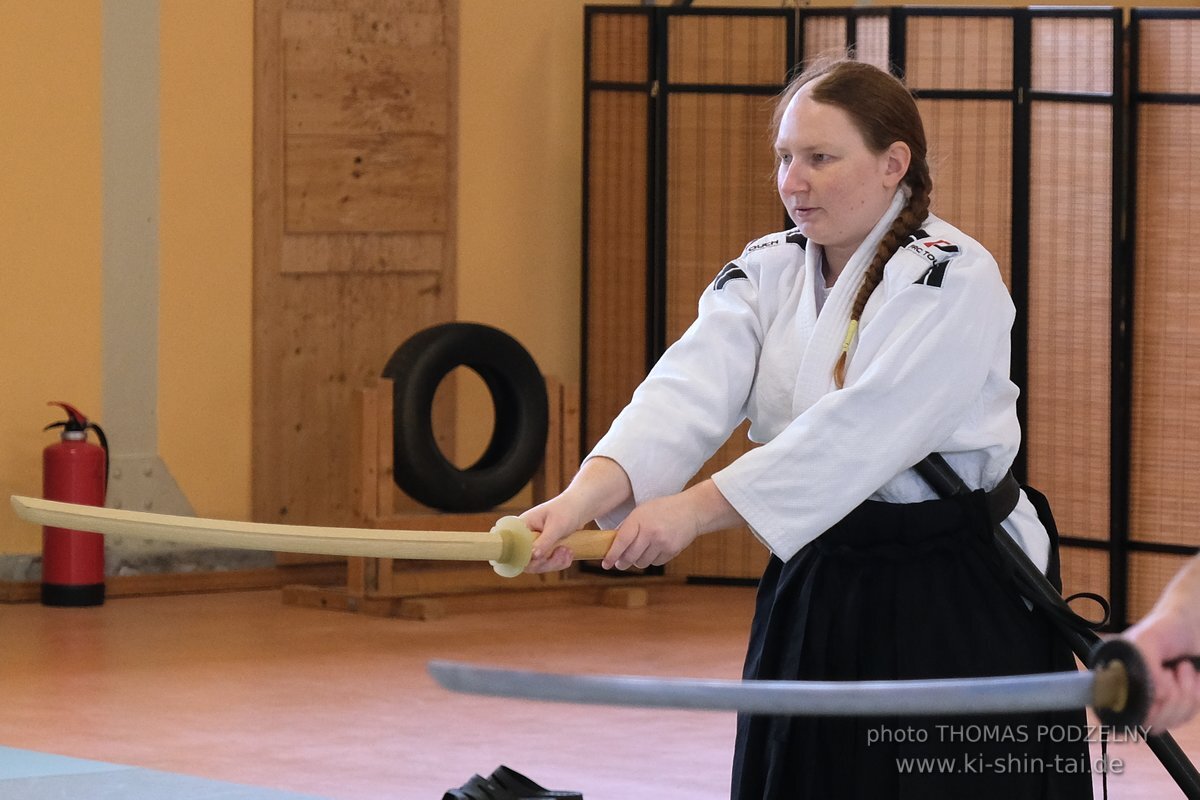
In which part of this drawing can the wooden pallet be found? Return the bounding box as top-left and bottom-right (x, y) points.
(281, 376), (676, 618)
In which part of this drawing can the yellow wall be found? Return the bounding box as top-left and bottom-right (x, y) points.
(0, 2), (104, 553)
(158, 1), (253, 522)
(1, 0), (1191, 554)
(457, 0), (589, 387)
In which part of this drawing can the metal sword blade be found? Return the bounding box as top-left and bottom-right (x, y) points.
(428, 660), (1098, 716)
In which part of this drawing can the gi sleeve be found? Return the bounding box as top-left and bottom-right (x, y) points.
(711, 251), (1014, 560)
(587, 258), (766, 529)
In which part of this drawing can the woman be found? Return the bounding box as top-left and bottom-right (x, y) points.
(524, 58), (1092, 799)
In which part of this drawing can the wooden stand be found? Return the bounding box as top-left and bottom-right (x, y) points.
(281, 376), (679, 619)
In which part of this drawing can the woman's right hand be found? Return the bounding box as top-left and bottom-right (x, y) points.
(520, 456), (634, 574)
(520, 493), (591, 573)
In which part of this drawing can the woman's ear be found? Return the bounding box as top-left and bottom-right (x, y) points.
(882, 141), (912, 189)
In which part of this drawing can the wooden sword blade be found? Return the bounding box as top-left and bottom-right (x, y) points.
(11, 495), (507, 561)
(10, 495), (615, 572)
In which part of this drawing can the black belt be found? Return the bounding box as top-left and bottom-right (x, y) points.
(983, 469), (1020, 527)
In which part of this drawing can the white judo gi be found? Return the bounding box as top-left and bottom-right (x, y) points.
(588, 190), (1051, 571)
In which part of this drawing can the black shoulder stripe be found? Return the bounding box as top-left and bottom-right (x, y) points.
(714, 262), (748, 291)
(915, 262), (949, 288)
(904, 231), (961, 289)
(785, 231), (808, 248)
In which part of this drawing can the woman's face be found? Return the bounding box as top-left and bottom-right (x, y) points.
(775, 82), (909, 272)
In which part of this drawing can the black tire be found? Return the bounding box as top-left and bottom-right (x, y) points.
(382, 323), (549, 512)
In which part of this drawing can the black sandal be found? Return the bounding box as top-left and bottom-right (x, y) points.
(489, 765), (583, 799)
(442, 765), (583, 800)
(442, 773), (503, 800)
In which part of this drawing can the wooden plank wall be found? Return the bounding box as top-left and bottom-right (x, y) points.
(253, 0), (458, 533)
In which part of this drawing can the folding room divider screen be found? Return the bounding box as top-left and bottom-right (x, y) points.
(582, 5), (1200, 627)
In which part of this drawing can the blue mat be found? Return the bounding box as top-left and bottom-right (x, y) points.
(0, 746), (324, 799)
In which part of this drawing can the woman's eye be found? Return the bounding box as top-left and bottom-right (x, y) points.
(811, 153), (830, 164)
(777, 153), (792, 165)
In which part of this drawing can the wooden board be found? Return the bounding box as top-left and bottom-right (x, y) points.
(253, 0), (458, 540)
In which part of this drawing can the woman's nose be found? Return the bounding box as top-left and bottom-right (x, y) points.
(779, 161), (808, 194)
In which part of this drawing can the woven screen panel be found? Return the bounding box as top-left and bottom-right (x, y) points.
(666, 93), (781, 343)
(1129, 104), (1200, 549)
(585, 90), (650, 449)
(854, 13), (892, 73)
(1128, 551), (1197, 622)
(661, 91), (780, 580)
(904, 15), (1012, 92)
(803, 15), (847, 62)
(1025, 100), (1113, 542)
(588, 11), (649, 85)
(1137, 19), (1200, 94)
(1031, 17), (1113, 95)
(1058, 546), (1110, 624)
(668, 14), (788, 86)
(918, 99), (1013, 287)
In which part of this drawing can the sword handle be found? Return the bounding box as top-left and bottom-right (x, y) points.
(1091, 640), (1200, 728)
(490, 516), (615, 577)
(559, 529), (617, 561)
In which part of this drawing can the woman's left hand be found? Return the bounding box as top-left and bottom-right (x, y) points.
(603, 492), (702, 570)
(602, 479), (745, 570)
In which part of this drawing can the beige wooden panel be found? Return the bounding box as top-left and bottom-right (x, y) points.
(281, 0), (447, 44)
(1137, 19), (1200, 94)
(281, 233), (445, 274)
(276, 0), (454, 274)
(1025, 102), (1112, 541)
(254, 0), (457, 531)
(919, 99), (1012, 286)
(585, 90), (649, 449)
(667, 14), (788, 86)
(284, 39), (450, 136)
(662, 92), (779, 580)
(905, 15), (1013, 92)
(1031, 17), (1113, 95)
(1129, 104), (1200, 548)
(589, 11), (649, 85)
(802, 15), (847, 61)
(285, 133), (449, 232)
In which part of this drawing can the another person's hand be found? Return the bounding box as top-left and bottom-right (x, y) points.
(1124, 611), (1200, 731)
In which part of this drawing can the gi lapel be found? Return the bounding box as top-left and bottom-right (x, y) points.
(791, 189), (910, 415)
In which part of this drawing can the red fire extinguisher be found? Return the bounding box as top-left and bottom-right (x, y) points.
(42, 401), (109, 607)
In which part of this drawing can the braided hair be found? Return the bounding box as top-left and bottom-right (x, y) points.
(773, 59), (933, 388)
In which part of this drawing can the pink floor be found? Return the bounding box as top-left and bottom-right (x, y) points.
(1, 584), (1197, 799)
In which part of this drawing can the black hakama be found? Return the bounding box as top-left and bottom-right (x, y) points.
(731, 486), (1094, 799)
